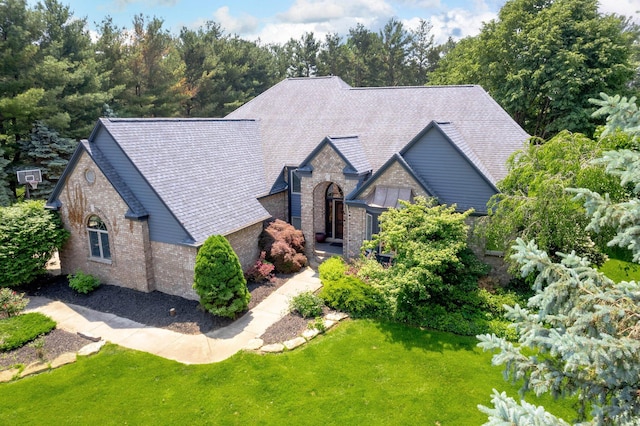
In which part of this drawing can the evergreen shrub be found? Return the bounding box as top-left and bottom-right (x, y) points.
(0, 200), (69, 287)
(259, 219), (307, 273)
(193, 235), (250, 319)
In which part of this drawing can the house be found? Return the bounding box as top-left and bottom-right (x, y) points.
(47, 76), (528, 300)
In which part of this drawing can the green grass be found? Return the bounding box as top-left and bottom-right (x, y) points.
(0, 320), (576, 424)
(0, 313), (56, 351)
(600, 258), (640, 283)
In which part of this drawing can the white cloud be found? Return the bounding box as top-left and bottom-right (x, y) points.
(598, 0), (640, 23)
(213, 6), (260, 35)
(404, 8), (496, 44)
(277, 0), (394, 24)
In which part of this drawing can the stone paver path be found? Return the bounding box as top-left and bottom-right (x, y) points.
(26, 267), (321, 364)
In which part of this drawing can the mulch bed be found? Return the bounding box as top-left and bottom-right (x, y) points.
(17, 273), (293, 335)
(0, 329), (89, 371)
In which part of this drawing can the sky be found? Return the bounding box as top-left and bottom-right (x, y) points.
(44, 0), (640, 45)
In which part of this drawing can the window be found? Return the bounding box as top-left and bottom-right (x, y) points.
(290, 169), (302, 229)
(87, 215), (111, 261)
(365, 213), (373, 240)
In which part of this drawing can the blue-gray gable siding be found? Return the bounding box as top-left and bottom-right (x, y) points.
(402, 130), (496, 214)
(290, 193), (301, 218)
(93, 128), (191, 244)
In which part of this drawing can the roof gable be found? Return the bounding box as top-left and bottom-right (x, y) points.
(298, 136), (372, 176)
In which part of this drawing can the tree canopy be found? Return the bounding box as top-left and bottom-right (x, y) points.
(431, 0), (638, 138)
(478, 94), (640, 424)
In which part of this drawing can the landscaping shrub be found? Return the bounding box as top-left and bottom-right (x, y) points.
(244, 251), (275, 283)
(0, 312), (56, 351)
(68, 270), (101, 294)
(259, 219), (307, 273)
(193, 235), (250, 319)
(289, 291), (324, 318)
(318, 256), (347, 282)
(320, 275), (386, 318)
(0, 200), (69, 287)
(0, 288), (29, 318)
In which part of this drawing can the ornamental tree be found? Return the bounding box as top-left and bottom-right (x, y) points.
(193, 235), (250, 319)
(477, 94), (640, 424)
(0, 200), (69, 287)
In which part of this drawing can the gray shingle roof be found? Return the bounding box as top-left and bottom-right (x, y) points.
(328, 136), (371, 174)
(226, 76), (528, 187)
(99, 118), (270, 244)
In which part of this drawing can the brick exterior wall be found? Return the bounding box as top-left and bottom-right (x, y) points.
(151, 242), (198, 300)
(225, 221), (263, 271)
(258, 192), (287, 221)
(357, 160), (429, 200)
(57, 152), (155, 293)
(300, 144), (359, 258)
(345, 205), (366, 257)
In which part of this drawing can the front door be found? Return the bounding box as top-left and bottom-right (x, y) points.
(325, 183), (344, 240)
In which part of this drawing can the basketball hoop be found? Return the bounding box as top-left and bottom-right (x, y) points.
(27, 180), (38, 190)
(17, 169), (42, 199)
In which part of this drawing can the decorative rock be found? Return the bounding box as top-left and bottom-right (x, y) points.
(78, 331), (101, 342)
(302, 328), (320, 340)
(77, 340), (106, 356)
(0, 368), (20, 383)
(50, 352), (77, 369)
(323, 319), (337, 330)
(260, 343), (285, 353)
(245, 338), (264, 350)
(325, 312), (349, 322)
(283, 337), (306, 350)
(20, 362), (49, 378)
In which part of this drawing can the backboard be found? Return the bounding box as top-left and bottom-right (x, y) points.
(17, 169), (42, 185)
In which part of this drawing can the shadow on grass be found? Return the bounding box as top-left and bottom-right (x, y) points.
(369, 319), (480, 353)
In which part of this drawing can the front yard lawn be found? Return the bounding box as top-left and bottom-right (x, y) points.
(0, 320), (575, 424)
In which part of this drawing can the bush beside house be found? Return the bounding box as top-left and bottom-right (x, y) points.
(193, 235), (250, 319)
(0, 200), (69, 287)
(259, 219), (307, 273)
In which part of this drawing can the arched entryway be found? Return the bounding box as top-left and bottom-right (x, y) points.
(325, 183), (344, 240)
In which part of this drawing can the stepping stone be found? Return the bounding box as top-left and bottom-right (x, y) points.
(283, 337), (306, 350)
(323, 319), (337, 330)
(245, 338), (264, 350)
(21, 362), (49, 378)
(260, 343), (284, 353)
(78, 340), (106, 356)
(0, 368), (20, 383)
(302, 328), (319, 340)
(50, 352), (76, 369)
(325, 312), (349, 322)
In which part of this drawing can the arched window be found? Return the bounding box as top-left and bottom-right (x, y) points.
(87, 215), (111, 261)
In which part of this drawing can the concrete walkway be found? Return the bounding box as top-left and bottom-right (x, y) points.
(26, 267), (321, 365)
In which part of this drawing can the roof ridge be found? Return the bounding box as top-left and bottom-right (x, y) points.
(104, 117), (256, 123)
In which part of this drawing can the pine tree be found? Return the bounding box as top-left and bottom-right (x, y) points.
(193, 235), (250, 319)
(19, 121), (76, 199)
(477, 94), (640, 424)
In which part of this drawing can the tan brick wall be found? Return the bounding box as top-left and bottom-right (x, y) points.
(357, 160), (429, 201)
(226, 221), (263, 271)
(258, 192), (287, 221)
(151, 242), (198, 300)
(345, 205), (366, 258)
(57, 152), (154, 293)
(300, 144), (359, 257)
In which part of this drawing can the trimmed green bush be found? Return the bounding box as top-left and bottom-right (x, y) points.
(0, 200), (69, 287)
(318, 256), (347, 282)
(289, 291), (324, 318)
(320, 275), (385, 318)
(0, 312), (56, 351)
(0, 288), (29, 318)
(68, 270), (101, 294)
(193, 235), (250, 319)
